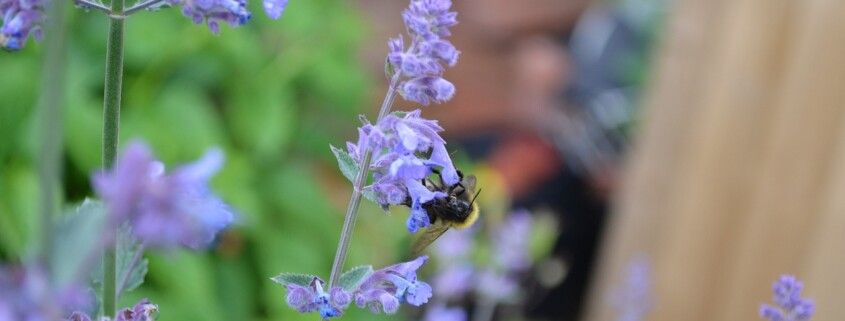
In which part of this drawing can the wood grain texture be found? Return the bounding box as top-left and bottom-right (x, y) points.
(583, 0), (845, 320)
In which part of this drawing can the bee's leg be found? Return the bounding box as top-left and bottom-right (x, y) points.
(401, 196), (412, 207)
(452, 182), (467, 197)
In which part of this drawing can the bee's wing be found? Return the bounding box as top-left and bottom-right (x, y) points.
(411, 221), (452, 256)
(463, 175), (477, 192)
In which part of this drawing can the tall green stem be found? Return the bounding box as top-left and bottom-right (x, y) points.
(102, 0), (126, 316)
(327, 74), (400, 287)
(36, 0), (68, 267)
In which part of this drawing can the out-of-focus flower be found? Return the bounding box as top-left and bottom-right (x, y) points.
(388, 0), (459, 105)
(432, 265), (472, 298)
(285, 278), (350, 320)
(165, 0), (287, 34)
(66, 299), (158, 321)
(92, 141), (234, 250)
(354, 256), (433, 313)
(611, 257), (651, 321)
(0, 0), (44, 50)
(0, 265), (91, 321)
(347, 111), (459, 233)
(760, 275), (814, 321)
(262, 0), (286, 19)
(431, 229), (471, 260)
(423, 304), (466, 321)
(475, 269), (518, 302)
(492, 210), (533, 271)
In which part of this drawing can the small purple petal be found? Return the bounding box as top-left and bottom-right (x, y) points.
(263, 0), (287, 20)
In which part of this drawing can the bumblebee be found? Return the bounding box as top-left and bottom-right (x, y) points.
(406, 170), (480, 255)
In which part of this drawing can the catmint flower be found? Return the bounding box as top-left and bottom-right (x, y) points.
(388, 0), (460, 105)
(166, 0), (287, 34)
(0, 0), (45, 50)
(492, 210), (533, 271)
(92, 141), (235, 250)
(66, 299), (158, 321)
(611, 257), (651, 321)
(0, 265), (91, 321)
(354, 256), (433, 313)
(285, 278), (350, 319)
(262, 0), (286, 20)
(348, 110), (459, 233)
(475, 269), (518, 302)
(760, 275), (814, 321)
(431, 265), (472, 298)
(423, 304), (466, 321)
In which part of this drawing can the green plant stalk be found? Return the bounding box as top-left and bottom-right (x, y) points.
(36, 0), (68, 267)
(327, 73), (400, 288)
(102, 0), (126, 316)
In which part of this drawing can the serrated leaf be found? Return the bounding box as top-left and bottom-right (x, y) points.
(330, 144), (359, 184)
(270, 273), (319, 287)
(338, 265), (373, 291)
(51, 199), (107, 288)
(332, 145), (379, 204)
(92, 224), (148, 296)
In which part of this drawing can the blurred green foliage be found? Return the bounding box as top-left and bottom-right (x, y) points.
(0, 1), (432, 320)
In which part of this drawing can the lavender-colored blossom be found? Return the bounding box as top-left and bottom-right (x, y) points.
(285, 278), (350, 320)
(423, 304), (466, 321)
(760, 275), (814, 321)
(66, 299), (157, 321)
(354, 256), (432, 313)
(92, 141), (234, 250)
(0, 265), (91, 321)
(432, 265), (472, 298)
(347, 110), (459, 233)
(0, 0), (44, 50)
(262, 0), (287, 20)
(388, 0), (460, 105)
(492, 210), (533, 271)
(611, 257), (651, 321)
(431, 229), (471, 260)
(475, 269), (518, 302)
(165, 0), (287, 34)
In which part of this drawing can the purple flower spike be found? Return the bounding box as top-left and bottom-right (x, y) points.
(0, 265), (91, 321)
(167, 0), (251, 34)
(387, 0), (460, 105)
(0, 0), (45, 50)
(346, 110), (460, 233)
(354, 256), (433, 313)
(760, 275), (814, 321)
(93, 141), (234, 250)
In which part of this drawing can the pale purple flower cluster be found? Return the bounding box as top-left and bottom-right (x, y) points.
(93, 141), (234, 250)
(0, 0), (44, 50)
(760, 275), (814, 321)
(347, 110), (459, 233)
(611, 257), (652, 321)
(429, 211), (535, 303)
(0, 265), (91, 321)
(388, 0), (459, 105)
(284, 256), (432, 320)
(66, 299), (157, 321)
(164, 0), (286, 34)
(423, 304), (466, 321)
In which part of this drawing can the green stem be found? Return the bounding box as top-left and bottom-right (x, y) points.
(327, 73), (400, 287)
(102, 0), (126, 316)
(36, 0), (68, 267)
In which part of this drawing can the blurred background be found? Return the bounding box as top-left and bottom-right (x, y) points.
(2, 0), (845, 320)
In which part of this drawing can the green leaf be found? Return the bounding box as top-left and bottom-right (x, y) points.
(330, 145), (378, 203)
(51, 199), (107, 288)
(330, 144), (359, 184)
(92, 224), (148, 296)
(270, 273), (319, 287)
(338, 265), (373, 292)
